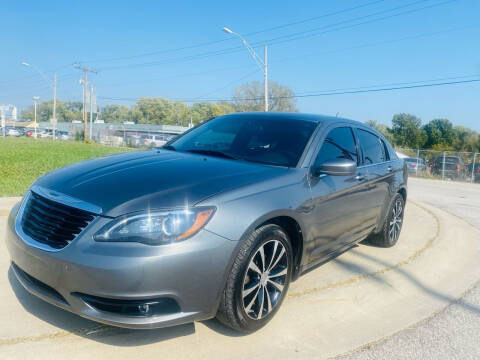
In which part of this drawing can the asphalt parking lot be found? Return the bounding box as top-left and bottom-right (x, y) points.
(0, 178), (479, 359)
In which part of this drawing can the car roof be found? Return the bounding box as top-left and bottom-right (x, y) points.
(222, 111), (363, 125)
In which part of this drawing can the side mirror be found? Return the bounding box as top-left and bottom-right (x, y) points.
(312, 159), (357, 177)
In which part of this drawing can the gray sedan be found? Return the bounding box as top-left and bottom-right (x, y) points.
(6, 112), (407, 332)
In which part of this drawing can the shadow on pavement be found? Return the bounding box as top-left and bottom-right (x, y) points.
(341, 247), (480, 315)
(8, 235), (479, 346)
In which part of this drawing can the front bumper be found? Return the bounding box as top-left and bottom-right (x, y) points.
(6, 205), (237, 329)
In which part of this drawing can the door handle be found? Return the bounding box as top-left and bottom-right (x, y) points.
(387, 166), (393, 173)
(355, 174), (365, 181)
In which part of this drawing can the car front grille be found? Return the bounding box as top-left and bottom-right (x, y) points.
(21, 191), (96, 249)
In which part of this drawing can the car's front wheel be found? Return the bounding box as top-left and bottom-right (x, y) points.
(216, 224), (293, 332)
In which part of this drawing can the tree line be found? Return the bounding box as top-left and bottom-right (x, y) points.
(367, 114), (480, 152)
(20, 81), (297, 126)
(19, 79), (479, 152)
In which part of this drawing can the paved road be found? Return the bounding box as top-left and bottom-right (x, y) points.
(338, 178), (480, 360)
(1, 179), (479, 359)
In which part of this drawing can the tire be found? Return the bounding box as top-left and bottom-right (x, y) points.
(216, 224), (293, 333)
(368, 193), (405, 248)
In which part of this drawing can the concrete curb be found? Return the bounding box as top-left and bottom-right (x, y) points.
(0, 198), (20, 216)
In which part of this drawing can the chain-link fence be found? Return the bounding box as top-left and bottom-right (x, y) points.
(29, 122), (190, 148)
(396, 148), (480, 184)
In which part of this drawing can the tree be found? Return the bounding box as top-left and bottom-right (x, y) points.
(101, 105), (132, 123)
(233, 81), (297, 112)
(390, 113), (426, 148)
(423, 118), (455, 149)
(133, 98), (177, 125)
(452, 126), (479, 152)
(189, 102), (236, 125)
(20, 100), (82, 123)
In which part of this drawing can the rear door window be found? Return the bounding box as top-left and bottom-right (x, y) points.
(358, 129), (385, 165)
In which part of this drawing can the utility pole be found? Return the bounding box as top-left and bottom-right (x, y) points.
(52, 73), (57, 139)
(74, 64), (96, 141)
(264, 45), (268, 112)
(33, 96), (39, 138)
(89, 85), (94, 140)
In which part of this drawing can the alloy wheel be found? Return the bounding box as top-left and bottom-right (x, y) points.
(389, 199), (403, 242)
(242, 240), (288, 320)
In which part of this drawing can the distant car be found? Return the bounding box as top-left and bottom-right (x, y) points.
(6, 127), (22, 137)
(431, 156), (465, 179)
(56, 131), (70, 140)
(404, 157), (426, 174)
(26, 130), (35, 137)
(467, 162), (480, 183)
(37, 129), (51, 138)
(143, 134), (167, 147)
(125, 135), (143, 147)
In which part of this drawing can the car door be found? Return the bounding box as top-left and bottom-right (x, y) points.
(305, 126), (374, 262)
(355, 128), (393, 229)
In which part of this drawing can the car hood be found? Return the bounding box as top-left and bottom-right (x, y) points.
(34, 150), (288, 217)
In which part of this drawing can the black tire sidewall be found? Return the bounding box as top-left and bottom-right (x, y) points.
(233, 225), (293, 332)
(382, 194), (405, 247)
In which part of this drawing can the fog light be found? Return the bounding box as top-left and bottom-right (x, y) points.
(138, 304), (150, 314)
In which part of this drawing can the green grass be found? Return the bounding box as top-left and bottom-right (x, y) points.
(0, 138), (133, 196)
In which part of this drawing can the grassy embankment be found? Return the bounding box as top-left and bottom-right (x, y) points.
(0, 138), (132, 196)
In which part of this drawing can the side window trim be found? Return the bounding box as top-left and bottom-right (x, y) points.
(380, 138), (390, 161)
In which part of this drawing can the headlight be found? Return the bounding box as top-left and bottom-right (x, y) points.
(94, 207), (215, 245)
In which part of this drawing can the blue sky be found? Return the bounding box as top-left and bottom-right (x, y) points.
(1, 0), (479, 129)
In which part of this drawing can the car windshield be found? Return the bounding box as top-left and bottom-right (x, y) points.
(168, 114), (318, 167)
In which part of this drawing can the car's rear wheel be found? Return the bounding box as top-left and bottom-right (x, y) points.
(216, 224), (293, 332)
(368, 193), (405, 248)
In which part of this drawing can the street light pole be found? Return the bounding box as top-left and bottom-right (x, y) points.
(264, 45), (268, 112)
(53, 73), (57, 139)
(22, 62), (57, 139)
(33, 96), (39, 138)
(222, 27), (268, 111)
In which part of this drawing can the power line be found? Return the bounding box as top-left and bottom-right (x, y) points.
(294, 74), (480, 95)
(97, 64), (258, 89)
(252, 0), (454, 47)
(78, 0), (388, 64)
(97, 0), (443, 71)
(98, 76), (480, 103)
(188, 69), (261, 101)
(74, 24), (477, 92)
(95, 0), (455, 72)
(274, 24), (477, 65)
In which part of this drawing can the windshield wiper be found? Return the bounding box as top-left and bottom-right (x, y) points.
(184, 149), (238, 160)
